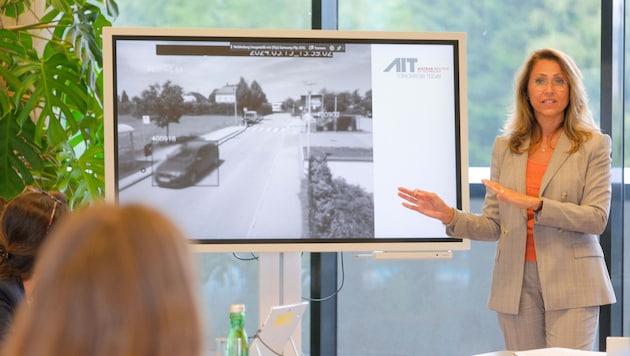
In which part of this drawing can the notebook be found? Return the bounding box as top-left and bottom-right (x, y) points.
(249, 301), (309, 356)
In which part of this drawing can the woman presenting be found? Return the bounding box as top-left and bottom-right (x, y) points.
(398, 48), (615, 351)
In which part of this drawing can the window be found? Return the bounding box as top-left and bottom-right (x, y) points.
(112, 1), (625, 355)
(337, 1), (603, 354)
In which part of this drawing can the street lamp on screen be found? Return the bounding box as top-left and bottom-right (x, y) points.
(303, 81), (316, 159)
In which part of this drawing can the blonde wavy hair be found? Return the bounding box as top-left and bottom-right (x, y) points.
(503, 48), (600, 153)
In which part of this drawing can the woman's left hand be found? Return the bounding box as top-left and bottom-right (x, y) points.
(482, 179), (542, 211)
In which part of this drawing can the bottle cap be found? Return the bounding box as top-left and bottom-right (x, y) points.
(230, 304), (246, 313)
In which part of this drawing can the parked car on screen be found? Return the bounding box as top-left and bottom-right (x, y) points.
(154, 140), (219, 188)
(242, 110), (262, 126)
(315, 114), (357, 131)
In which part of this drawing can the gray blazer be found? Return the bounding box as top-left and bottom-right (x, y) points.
(446, 131), (616, 314)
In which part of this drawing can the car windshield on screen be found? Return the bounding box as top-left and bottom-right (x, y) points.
(167, 146), (192, 158)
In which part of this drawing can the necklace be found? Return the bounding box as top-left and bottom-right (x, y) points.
(539, 130), (560, 153)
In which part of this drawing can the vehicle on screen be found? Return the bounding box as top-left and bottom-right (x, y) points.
(154, 140), (219, 188)
(242, 110), (262, 126)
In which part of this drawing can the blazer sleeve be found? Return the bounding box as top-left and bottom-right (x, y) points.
(445, 137), (503, 241)
(534, 133), (611, 234)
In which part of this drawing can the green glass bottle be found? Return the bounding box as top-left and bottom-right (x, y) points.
(225, 304), (248, 356)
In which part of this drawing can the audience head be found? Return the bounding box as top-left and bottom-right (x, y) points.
(0, 186), (69, 282)
(1, 203), (203, 356)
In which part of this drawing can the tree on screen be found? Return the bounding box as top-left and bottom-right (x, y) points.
(132, 81), (185, 138)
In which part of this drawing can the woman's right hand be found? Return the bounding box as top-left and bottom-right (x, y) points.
(397, 187), (455, 224)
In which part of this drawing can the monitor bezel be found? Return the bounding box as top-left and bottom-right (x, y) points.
(103, 27), (470, 253)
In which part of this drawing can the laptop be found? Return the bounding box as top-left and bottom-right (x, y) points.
(249, 301), (309, 356)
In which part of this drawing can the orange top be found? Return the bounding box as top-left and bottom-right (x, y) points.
(525, 159), (547, 261)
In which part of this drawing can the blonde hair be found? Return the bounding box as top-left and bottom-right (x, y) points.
(503, 48), (600, 153)
(1, 203), (203, 356)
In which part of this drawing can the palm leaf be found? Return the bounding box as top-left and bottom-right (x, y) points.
(0, 0), (117, 205)
(0, 115), (41, 198)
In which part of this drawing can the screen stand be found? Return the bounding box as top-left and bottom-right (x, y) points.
(258, 252), (302, 353)
(354, 250), (453, 260)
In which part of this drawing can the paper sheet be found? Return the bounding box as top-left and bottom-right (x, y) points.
(514, 347), (605, 356)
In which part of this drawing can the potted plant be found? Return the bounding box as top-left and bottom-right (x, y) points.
(0, 0), (118, 207)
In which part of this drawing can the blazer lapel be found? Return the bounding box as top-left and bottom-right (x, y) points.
(540, 132), (571, 194)
(510, 140), (529, 219)
(513, 148), (528, 194)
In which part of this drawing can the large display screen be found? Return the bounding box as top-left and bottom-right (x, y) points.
(103, 27), (470, 253)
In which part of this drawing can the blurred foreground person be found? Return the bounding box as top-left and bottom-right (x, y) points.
(0, 187), (69, 342)
(1, 203), (203, 356)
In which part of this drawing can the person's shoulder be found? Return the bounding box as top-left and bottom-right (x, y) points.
(585, 131), (611, 150)
(593, 130), (610, 141)
(492, 134), (509, 146)
(491, 135), (512, 155)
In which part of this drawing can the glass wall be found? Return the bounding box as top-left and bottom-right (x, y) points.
(339, 1), (602, 167)
(115, 0), (311, 29)
(111, 1), (627, 355)
(336, 1), (605, 355)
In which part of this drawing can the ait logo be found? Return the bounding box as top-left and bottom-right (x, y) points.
(384, 57), (448, 78)
(384, 58), (419, 72)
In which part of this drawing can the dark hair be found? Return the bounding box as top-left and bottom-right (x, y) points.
(0, 188), (69, 281)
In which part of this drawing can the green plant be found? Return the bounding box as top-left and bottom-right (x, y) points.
(0, 0), (118, 207)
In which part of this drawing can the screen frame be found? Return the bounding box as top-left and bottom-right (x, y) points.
(103, 27), (470, 253)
